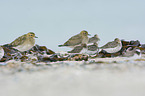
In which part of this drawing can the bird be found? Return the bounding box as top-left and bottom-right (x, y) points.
(68, 44), (87, 53)
(86, 43), (99, 55)
(122, 47), (141, 57)
(0, 46), (4, 60)
(99, 38), (122, 53)
(88, 43), (98, 51)
(129, 40), (140, 47)
(58, 30), (90, 48)
(88, 34), (100, 44)
(5, 32), (38, 52)
(68, 43), (99, 54)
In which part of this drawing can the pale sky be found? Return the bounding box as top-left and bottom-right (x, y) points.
(0, 0), (145, 52)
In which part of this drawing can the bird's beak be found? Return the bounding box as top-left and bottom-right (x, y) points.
(35, 36), (38, 38)
(88, 34), (91, 36)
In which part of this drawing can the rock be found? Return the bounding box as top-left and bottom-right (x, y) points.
(28, 44), (55, 55)
(0, 44), (56, 62)
(38, 54), (67, 62)
(129, 40), (140, 47)
(1, 46), (22, 62)
(20, 56), (29, 62)
(121, 40), (130, 46)
(68, 54), (88, 61)
(96, 47), (124, 58)
(122, 47), (141, 57)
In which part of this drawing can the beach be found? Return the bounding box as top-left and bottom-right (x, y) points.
(0, 56), (145, 96)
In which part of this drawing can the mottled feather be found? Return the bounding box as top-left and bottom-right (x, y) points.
(9, 34), (27, 47)
(68, 46), (83, 53)
(58, 30), (89, 47)
(88, 44), (98, 51)
(100, 41), (118, 49)
(63, 34), (82, 46)
(88, 35), (100, 44)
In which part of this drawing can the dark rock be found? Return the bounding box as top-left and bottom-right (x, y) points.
(141, 44), (145, 49)
(1, 46), (22, 61)
(37, 54), (67, 62)
(68, 54), (88, 61)
(29, 45), (55, 55)
(121, 40), (130, 46)
(20, 56), (29, 62)
(129, 40), (140, 46)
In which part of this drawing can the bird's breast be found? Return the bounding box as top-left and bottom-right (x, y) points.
(82, 36), (89, 44)
(13, 39), (35, 52)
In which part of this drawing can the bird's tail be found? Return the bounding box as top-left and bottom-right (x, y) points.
(3, 44), (12, 47)
(58, 45), (64, 47)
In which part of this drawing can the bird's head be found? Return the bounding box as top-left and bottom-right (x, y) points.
(94, 34), (100, 39)
(27, 32), (38, 38)
(114, 38), (120, 43)
(80, 30), (90, 36)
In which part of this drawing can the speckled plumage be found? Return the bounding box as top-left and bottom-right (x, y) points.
(100, 38), (122, 53)
(88, 34), (100, 44)
(8, 32), (37, 52)
(68, 44), (87, 53)
(88, 43), (98, 51)
(58, 30), (90, 48)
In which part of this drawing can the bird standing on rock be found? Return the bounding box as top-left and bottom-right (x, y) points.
(58, 30), (90, 48)
(5, 32), (38, 52)
(99, 38), (122, 53)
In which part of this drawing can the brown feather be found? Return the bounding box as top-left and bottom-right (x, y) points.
(9, 34), (27, 47)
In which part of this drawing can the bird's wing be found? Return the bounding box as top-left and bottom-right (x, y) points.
(64, 35), (82, 46)
(9, 35), (27, 47)
(88, 37), (93, 43)
(89, 37), (100, 43)
(100, 41), (117, 49)
(68, 46), (83, 53)
(88, 45), (98, 51)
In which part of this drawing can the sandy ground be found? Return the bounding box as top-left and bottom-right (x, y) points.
(0, 56), (145, 96)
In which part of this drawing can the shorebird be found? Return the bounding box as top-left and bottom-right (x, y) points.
(68, 44), (87, 53)
(99, 38), (122, 53)
(5, 32), (38, 52)
(58, 30), (90, 48)
(68, 43), (99, 54)
(0, 46), (4, 59)
(88, 43), (98, 51)
(88, 34), (100, 44)
(122, 47), (141, 57)
(86, 43), (99, 54)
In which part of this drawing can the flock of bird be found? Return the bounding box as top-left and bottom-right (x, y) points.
(59, 30), (122, 54)
(0, 30), (141, 60)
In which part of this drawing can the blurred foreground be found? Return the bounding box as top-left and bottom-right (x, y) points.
(0, 56), (145, 96)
